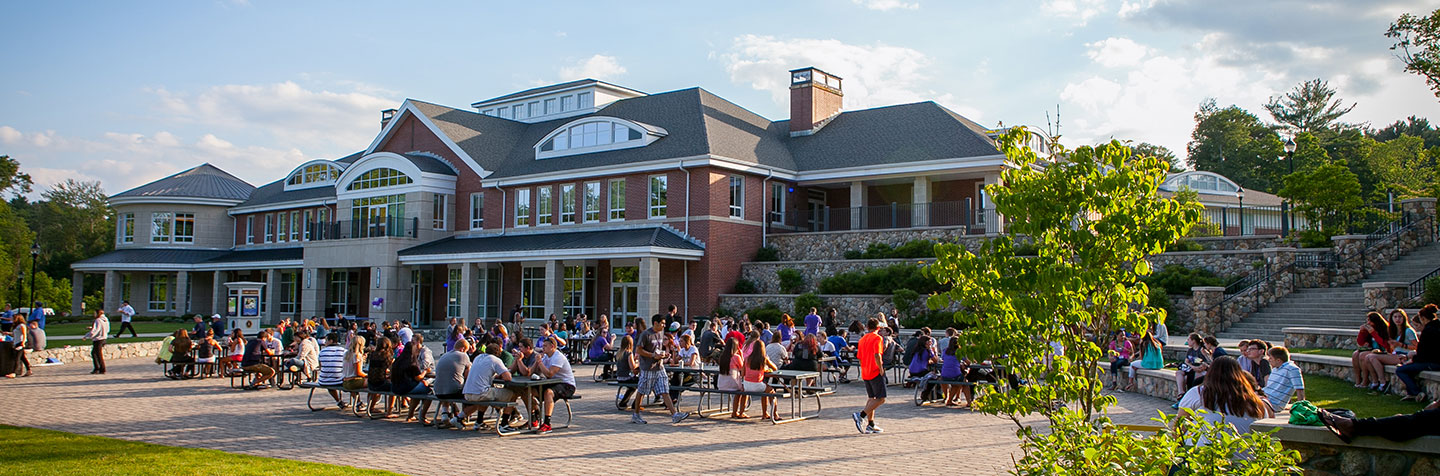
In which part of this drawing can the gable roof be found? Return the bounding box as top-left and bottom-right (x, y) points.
(784, 102), (1002, 171)
(232, 152), (362, 210)
(112, 163), (255, 202)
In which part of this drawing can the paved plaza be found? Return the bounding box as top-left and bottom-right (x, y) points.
(0, 356), (1173, 475)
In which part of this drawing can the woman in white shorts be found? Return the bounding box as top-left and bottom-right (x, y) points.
(741, 339), (778, 420)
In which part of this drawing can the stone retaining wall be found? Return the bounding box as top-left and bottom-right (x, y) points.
(1253, 420), (1440, 476)
(739, 258), (932, 294)
(1101, 361), (1178, 400)
(1148, 250), (1268, 280)
(766, 226), (976, 261)
(1290, 353), (1440, 398)
(717, 294), (894, 323)
(1284, 327), (1357, 350)
(1185, 235), (1282, 250)
(29, 340), (164, 364)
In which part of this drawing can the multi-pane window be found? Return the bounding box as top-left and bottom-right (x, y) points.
(346, 168), (412, 191)
(544, 98), (556, 115)
(521, 266), (546, 319)
(173, 213), (195, 243)
(303, 210), (313, 241)
(770, 183), (786, 224)
(560, 95), (574, 112)
(470, 193), (484, 229)
(583, 182), (600, 222)
(264, 213), (274, 242)
(118, 212), (135, 244)
(515, 189), (531, 227)
(537, 186), (552, 225)
(527, 102), (539, 117)
(577, 92), (593, 109)
(279, 271), (297, 314)
(648, 175), (667, 219)
(538, 120), (645, 153)
(151, 213), (173, 243)
(560, 184), (576, 224)
(729, 176), (744, 218)
(245, 216), (254, 244)
(120, 275), (131, 303)
(148, 274), (169, 312)
(608, 179), (626, 221)
(277, 212), (288, 242)
(318, 208), (329, 227)
(476, 266), (499, 320)
(432, 193), (448, 230)
(446, 268), (462, 319)
(290, 212), (301, 241)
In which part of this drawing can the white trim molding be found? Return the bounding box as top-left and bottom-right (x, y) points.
(398, 246), (704, 265)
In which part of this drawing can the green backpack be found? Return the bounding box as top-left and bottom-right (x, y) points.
(1287, 400), (1322, 426)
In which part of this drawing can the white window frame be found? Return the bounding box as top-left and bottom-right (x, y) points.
(515, 189), (531, 227)
(432, 193), (448, 230)
(560, 184), (576, 225)
(608, 179), (626, 221)
(118, 212), (135, 244)
(770, 183), (786, 224)
(303, 210), (313, 241)
(729, 175), (744, 219)
(470, 192), (484, 229)
(446, 268), (462, 319)
(583, 182), (601, 223)
(264, 213), (274, 243)
(151, 212), (173, 243)
(245, 216), (254, 244)
(537, 186), (552, 226)
(148, 274), (169, 312)
(173, 213), (195, 244)
(648, 175), (667, 219)
(276, 211), (288, 243)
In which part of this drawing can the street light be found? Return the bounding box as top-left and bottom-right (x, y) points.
(1237, 188), (1246, 236)
(29, 243), (39, 318)
(1282, 137), (1297, 237)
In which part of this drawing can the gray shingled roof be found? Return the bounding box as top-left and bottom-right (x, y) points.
(398, 227), (703, 257)
(72, 248), (231, 267)
(401, 153), (459, 175)
(784, 102), (1002, 170)
(202, 247), (303, 264)
(470, 79), (641, 107)
(112, 164), (255, 201)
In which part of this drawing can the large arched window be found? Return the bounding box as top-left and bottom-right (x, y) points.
(346, 168), (413, 191)
(283, 161), (343, 190)
(1161, 171), (1240, 195)
(535, 117), (666, 159)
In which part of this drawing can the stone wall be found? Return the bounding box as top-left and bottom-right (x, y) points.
(30, 340), (164, 364)
(1284, 327), (1357, 350)
(1148, 249), (1268, 280)
(1289, 353), (1440, 398)
(717, 294), (894, 323)
(739, 258), (931, 294)
(1186, 235), (1283, 250)
(1253, 420), (1440, 476)
(766, 226), (976, 261)
(1100, 362), (1178, 400)
(1364, 282), (1412, 313)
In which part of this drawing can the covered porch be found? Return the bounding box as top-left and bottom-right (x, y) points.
(773, 169), (1006, 235)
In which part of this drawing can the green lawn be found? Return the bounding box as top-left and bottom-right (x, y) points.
(1289, 347), (1354, 358)
(41, 321), (190, 337)
(0, 425), (399, 476)
(46, 336), (164, 348)
(1303, 375), (1427, 418)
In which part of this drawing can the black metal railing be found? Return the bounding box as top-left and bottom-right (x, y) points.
(307, 217), (417, 241)
(769, 200), (999, 234)
(1409, 266), (1440, 301)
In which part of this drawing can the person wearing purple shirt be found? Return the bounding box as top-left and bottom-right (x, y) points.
(588, 333), (613, 361)
(908, 335), (938, 377)
(803, 308), (821, 336)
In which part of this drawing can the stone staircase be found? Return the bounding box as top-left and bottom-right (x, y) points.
(1217, 242), (1440, 342)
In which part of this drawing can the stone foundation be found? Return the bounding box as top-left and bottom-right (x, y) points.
(1289, 353), (1440, 398)
(739, 258), (932, 294)
(717, 294), (895, 323)
(1186, 235), (1283, 250)
(1101, 361), (1178, 401)
(766, 226), (975, 261)
(1253, 420), (1440, 476)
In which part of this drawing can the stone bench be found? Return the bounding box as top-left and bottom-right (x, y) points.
(1289, 353), (1440, 398)
(1100, 361), (1178, 401)
(1252, 418), (1440, 473)
(1284, 327), (1358, 351)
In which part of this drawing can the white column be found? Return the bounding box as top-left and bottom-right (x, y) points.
(212, 271), (226, 317)
(300, 268), (325, 318)
(849, 181), (865, 229)
(71, 271), (84, 316)
(983, 173), (1004, 234)
(460, 264), (479, 322)
(637, 257), (660, 320)
(103, 271), (120, 314)
(912, 176), (931, 227)
(543, 260), (562, 320)
(176, 271), (191, 315)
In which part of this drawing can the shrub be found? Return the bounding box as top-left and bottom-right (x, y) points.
(1011, 241), (1040, 256)
(842, 250), (864, 259)
(1297, 229), (1333, 249)
(731, 279), (757, 294)
(1165, 240), (1205, 252)
(754, 246), (781, 262)
(862, 242), (894, 258)
(1142, 264), (1224, 296)
(844, 240), (938, 259)
(777, 268), (806, 294)
(745, 303), (784, 324)
(1148, 286), (1173, 321)
(818, 264), (946, 295)
(1424, 276), (1440, 309)
(891, 288), (920, 319)
(792, 292), (826, 317)
(900, 309), (960, 330)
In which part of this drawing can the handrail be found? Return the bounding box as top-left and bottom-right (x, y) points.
(1409, 266), (1440, 301)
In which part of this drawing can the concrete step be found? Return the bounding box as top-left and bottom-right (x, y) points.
(1245, 311), (1369, 319)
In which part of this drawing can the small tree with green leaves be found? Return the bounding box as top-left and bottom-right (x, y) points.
(925, 128), (1298, 474)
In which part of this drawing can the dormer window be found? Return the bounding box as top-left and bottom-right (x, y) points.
(346, 168), (413, 191)
(535, 117), (666, 160)
(284, 162), (343, 191)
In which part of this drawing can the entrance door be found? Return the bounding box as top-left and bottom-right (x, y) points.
(808, 197), (827, 232)
(369, 206), (388, 237)
(410, 269), (432, 326)
(610, 283), (638, 329)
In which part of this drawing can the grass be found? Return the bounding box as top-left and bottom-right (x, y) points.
(46, 336), (165, 348)
(0, 425), (399, 476)
(41, 321), (190, 337)
(1289, 347), (1355, 358)
(1302, 375), (1427, 418)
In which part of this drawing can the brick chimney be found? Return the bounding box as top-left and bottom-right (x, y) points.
(789, 67), (843, 136)
(380, 108), (398, 129)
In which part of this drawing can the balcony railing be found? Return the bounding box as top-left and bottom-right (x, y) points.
(307, 217), (418, 241)
(769, 200), (998, 234)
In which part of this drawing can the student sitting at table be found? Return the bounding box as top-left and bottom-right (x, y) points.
(908, 335), (939, 383)
(391, 336), (432, 422)
(826, 330), (852, 383)
(167, 330), (195, 379)
(240, 329), (278, 389)
(614, 335), (639, 408)
(783, 334), (820, 372)
(741, 339), (779, 420)
(509, 337), (545, 430)
(535, 337), (577, 434)
(939, 336), (967, 407)
(365, 337), (397, 418)
(457, 336), (524, 432)
(668, 334), (701, 403)
(432, 339), (472, 427)
(717, 337), (746, 418)
(765, 333), (789, 369)
(195, 329), (222, 374)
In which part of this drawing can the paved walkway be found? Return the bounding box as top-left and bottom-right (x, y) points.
(0, 357), (1173, 475)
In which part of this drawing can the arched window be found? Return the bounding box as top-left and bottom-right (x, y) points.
(535, 117), (665, 159)
(285, 162), (342, 189)
(1161, 172), (1240, 194)
(346, 168), (413, 191)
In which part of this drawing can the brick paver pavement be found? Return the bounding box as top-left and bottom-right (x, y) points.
(0, 357), (1172, 475)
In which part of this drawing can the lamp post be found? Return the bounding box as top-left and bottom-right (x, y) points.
(16, 271), (23, 309)
(1237, 188), (1246, 236)
(1282, 137), (1296, 237)
(29, 243), (38, 316)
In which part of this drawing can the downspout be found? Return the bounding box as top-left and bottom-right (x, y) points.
(679, 160), (691, 235)
(490, 182), (507, 236)
(761, 168), (775, 247)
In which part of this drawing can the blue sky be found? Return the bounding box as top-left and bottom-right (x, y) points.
(2, 0), (1437, 195)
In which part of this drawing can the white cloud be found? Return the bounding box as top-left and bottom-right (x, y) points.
(721, 34), (981, 119)
(0, 126), (20, 144)
(558, 55), (627, 81)
(1086, 37), (1150, 68)
(1044, 0), (1107, 24)
(1117, 0), (1155, 17)
(150, 81), (394, 153)
(852, 0), (919, 11)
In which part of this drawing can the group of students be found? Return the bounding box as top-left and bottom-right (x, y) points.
(2, 313), (46, 378)
(1348, 304), (1440, 401)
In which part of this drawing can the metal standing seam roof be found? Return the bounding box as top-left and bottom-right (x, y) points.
(398, 227), (703, 257)
(71, 249), (232, 267)
(111, 163), (255, 201)
(200, 247), (304, 264)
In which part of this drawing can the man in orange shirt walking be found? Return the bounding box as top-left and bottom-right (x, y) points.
(852, 316), (887, 434)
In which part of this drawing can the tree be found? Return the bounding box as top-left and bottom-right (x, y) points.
(30, 179), (112, 281)
(1132, 142), (1183, 172)
(1372, 116), (1440, 148)
(1388, 8), (1440, 100)
(1187, 99), (1286, 193)
(0, 156), (33, 198)
(1264, 79), (1355, 133)
(925, 129), (1297, 473)
(1279, 160), (1365, 236)
(1364, 134), (1440, 198)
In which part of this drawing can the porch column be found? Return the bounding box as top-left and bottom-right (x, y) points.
(637, 257), (660, 320)
(71, 271), (84, 316)
(176, 271), (191, 315)
(983, 172), (1004, 234)
(212, 271), (226, 317)
(460, 263), (479, 322)
(543, 260), (562, 320)
(103, 271), (120, 315)
(300, 268), (325, 319)
(912, 176), (931, 227)
(849, 181), (865, 229)
(373, 265), (407, 323)
(265, 269), (281, 324)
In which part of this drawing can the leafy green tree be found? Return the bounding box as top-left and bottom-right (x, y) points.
(0, 156), (34, 198)
(1187, 99), (1286, 193)
(1364, 134), (1440, 198)
(1388, 8), (1440, 100)
(1279, 161), (1365, 235)
(1132, 142), (1183, 172)
(1264, 79), (1355, 133)
(30, 180), (112, 281)
(1372, 116), (1440, 148)
(926, 129), (1297, 473)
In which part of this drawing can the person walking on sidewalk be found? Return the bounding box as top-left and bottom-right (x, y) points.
(631, 314), (691, 425)
(83, 309), (109, 374)
(852, 316), (887, 434)
(113, 300), (137, 338)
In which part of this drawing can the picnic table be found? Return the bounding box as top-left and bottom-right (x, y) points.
(564, 336), (592, 362)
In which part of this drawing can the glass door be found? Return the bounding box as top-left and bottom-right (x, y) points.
(610, 265), (639, 329)
(410, 269), (432, 326)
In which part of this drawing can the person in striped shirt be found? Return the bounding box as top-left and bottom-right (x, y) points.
(316, 333), (348, 409)
(1262, 346), (1306, 412)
